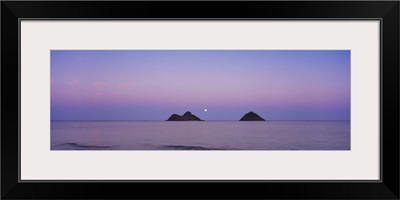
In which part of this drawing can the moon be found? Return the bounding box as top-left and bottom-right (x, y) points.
(204, 109), (207, 112)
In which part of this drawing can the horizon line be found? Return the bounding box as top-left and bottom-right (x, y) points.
(51, 119), (351, 122)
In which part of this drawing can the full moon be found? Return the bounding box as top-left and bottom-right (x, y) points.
(204, 109), (207, 112)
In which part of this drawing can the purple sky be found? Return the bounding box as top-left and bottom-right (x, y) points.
(51, 50), (350, 121)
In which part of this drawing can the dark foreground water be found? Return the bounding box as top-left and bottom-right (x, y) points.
(51, 121), (350, 150)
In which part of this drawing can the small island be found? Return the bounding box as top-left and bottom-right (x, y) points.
(239, 111), (266, 121)
(167, 111), (203, 121)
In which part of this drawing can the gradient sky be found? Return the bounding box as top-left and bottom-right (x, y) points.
(51, 50), (350, 121)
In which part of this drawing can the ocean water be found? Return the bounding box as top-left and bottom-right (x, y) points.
(51, 121), (350, 150)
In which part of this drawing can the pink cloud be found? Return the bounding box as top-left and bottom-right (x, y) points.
(94, 82), (106, 89)
(117, 83), (130, 89)
(96, 93), (105, 97)
(66, 80), (80, 85)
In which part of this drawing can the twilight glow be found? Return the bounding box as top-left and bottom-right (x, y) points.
(51, 50), (350, 120)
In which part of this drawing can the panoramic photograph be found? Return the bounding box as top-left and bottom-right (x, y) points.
(51, 50), (350, 150)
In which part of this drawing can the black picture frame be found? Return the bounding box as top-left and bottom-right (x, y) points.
(2, 1), (399, 199)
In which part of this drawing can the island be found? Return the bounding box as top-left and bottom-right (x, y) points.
(167, 111), (203, 121)
(239, 111), (266, 121)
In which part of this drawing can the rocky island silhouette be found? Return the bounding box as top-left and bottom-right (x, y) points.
(239, 111), (266, 121)
(167, 111), (266, 121)
(167, 111), (203, 121)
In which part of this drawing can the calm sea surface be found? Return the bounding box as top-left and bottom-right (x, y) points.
(51, 121), (350, 150)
